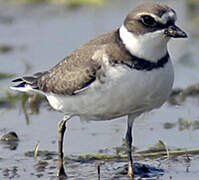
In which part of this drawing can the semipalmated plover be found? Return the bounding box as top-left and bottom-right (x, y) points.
(11, 3), (187, 178)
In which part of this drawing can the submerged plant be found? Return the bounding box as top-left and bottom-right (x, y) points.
(0, 0), (105, 6)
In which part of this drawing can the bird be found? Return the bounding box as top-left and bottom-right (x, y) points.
(11, 3), (187, 179)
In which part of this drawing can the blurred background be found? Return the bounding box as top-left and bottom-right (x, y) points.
(0, 0), (199, 179)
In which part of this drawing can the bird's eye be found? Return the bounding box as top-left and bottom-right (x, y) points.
(141, 15), (157, 27)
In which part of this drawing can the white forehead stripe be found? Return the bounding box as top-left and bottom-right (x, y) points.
(159, 11), (177, 24)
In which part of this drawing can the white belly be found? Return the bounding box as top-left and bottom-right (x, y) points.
(46, 60), (174, 120)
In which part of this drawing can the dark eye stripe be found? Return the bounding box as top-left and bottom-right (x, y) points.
(156, 20), (175, 29)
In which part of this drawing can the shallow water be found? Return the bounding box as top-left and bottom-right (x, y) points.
(1, 0), (199, 179)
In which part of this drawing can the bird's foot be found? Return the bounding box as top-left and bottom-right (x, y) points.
(128, 161), (134, 179)
(57, 164), (67, 179)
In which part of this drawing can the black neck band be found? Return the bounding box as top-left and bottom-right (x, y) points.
(116, 29), (169, 71)
(125, 53), (169, 71)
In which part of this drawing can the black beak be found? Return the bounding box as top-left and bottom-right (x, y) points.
(164, 25), (187, 38)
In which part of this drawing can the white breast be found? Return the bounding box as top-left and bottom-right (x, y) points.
(46, 59), (174, 121)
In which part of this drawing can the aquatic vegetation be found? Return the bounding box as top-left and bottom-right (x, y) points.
(163, 118), (199, 131)
(61, 0), (105, 7)
(0, 86), (20, 109)
(0, 73), (15, 80)
(186, 0), (199, 12)
(34, 141), (40, 158)
(2, 138), (199, 179)
(75, 147), (199, 161)
(168, 83), (199, 105)
(163, 122), (176, 129)
(186, 0), (199, 37)
(0, 0), (105, 6)
(25, 149), (57, 158)
(0, 45), (14, 54)
(34, 160), (49, 172)
(24, 143), (199, 162)
(0, 87), (47, 124)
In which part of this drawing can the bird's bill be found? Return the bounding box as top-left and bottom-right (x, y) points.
(164, 25), (187, 38)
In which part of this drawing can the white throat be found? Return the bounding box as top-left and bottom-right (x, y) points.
(119, 25), (169, 62)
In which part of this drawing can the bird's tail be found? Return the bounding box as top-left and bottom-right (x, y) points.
(10, 72), (47, 95)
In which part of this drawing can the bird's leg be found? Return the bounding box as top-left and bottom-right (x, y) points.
(126, 124), (133, 178)
(125, 115), (135, 179)
(57, 115), (71, 178)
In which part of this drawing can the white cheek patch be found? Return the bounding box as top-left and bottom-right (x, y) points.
(119, 25), (169, 62)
